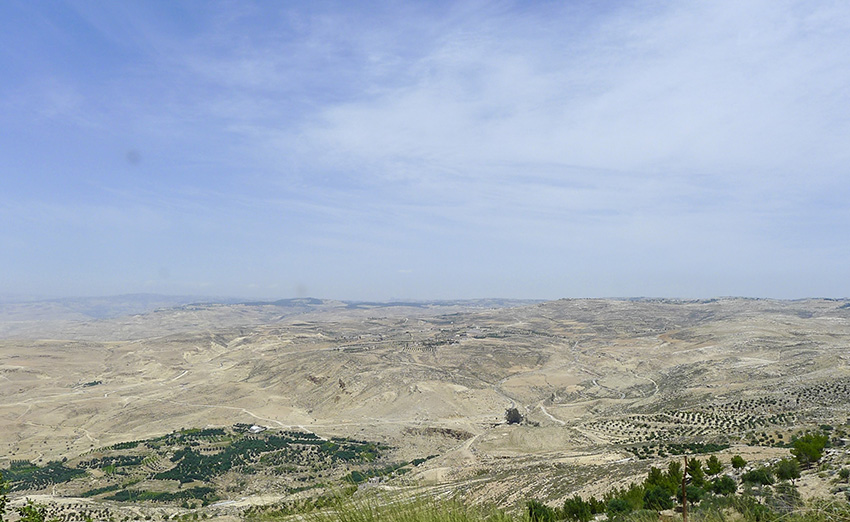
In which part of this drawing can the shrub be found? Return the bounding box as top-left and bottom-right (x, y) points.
(643, 486), (674, 511)
(0, 471), (7, 521)
(562, 495), (592, 522)
(711, 475), (737, 496)
(727, 495), (777, 522)
(606, 498), (632, 519)
(741, 468), (774, 486)
(731, 455), (747, 470)
(677, 485), (706, 505)
(767, 482), (802, 514)
(16, 500), (49, 522)
(526, 500), (556, 522)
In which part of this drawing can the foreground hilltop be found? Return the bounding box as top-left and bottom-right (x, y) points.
(0, 297), (848, 518)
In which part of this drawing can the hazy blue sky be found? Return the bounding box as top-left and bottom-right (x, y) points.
(2, 1), (849, 300)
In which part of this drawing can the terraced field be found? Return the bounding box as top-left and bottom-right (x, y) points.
(3, 425), (417, 510)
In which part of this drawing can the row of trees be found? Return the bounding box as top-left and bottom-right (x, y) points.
(1, 460), (84, 492)
(528, 433), (832, 522)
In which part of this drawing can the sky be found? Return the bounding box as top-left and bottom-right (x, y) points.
(1, 0), (849, 301)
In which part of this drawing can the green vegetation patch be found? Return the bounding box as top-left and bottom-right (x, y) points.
(627, 442), (729, 459)
(663, 442), (730, 455)
(2, 426), (398, 506)
(77, 455), (146, 469)
(80, 483), (124, 497)
(104, 486), (219, 504)
(154, 432), (385, 483)
(343, 462), (410, 484)
(4, 460), (86, 491)
(110, 440), (142, 450)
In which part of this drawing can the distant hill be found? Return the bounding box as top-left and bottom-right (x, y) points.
(0, 294), (215, 322)
(0, 295), (539, 340)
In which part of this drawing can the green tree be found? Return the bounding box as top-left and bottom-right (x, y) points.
(666, 461), (683, 485)
(731, 455), (747, 470)
(676, 485), (705, 505)
(705, 455), (723, 476)
(711, 475), (737, 496)
(774, 458), (800, 483)
(505, 407), (523, 425)
(646, 466), (664, 485)
(606, 498), (631, 519)
(605, 483), (644, 513)
(643, 486), (674, 511)
(562, 495), (592, 522)
(791, 433), (828, 467)
(687, 458), (705, 487)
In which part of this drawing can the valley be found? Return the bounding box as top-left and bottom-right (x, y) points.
(1, 297), (849, 520)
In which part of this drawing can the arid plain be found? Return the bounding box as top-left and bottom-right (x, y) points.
(1, 297), (849, 519)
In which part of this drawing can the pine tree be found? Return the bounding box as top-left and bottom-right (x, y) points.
(705, 455), (723, 475)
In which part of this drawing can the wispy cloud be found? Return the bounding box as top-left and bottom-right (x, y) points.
(300, 1), (850, 182)
(1, 0), (849, 299)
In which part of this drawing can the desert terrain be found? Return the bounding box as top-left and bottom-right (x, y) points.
(1, 297), (848, 519)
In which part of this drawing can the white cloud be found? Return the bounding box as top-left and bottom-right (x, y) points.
(3, 0), (850, 299)
(296, 1), (850, 189)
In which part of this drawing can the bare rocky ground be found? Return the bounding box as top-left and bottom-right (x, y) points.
(1, 297), (849, 520)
